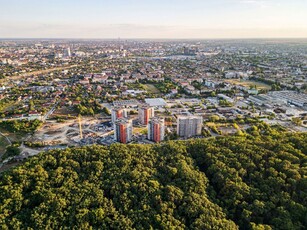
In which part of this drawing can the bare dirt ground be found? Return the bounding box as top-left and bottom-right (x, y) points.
(30, 117), (107, 145)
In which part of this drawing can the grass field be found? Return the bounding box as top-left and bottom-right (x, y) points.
(144, 84), (160, 94)
(133, 127), (147, 135)
(226, 79), (271, 90)
(0, 136), (10, 155)
(0, 128), (25, 143)
(52, 106), (78, 117)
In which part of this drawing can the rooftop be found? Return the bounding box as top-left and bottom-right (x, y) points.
(145, 98), (167, 107)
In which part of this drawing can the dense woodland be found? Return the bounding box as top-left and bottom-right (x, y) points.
(0, 126), (306, 229)
(0, 119), (42, 134)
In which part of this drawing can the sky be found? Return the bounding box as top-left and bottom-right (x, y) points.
(0, 0), (307, 39)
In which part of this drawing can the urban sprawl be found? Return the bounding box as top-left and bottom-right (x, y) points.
(0, 39), (307, 166)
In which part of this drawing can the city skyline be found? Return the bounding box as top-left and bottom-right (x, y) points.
(1, 0), (307, 39)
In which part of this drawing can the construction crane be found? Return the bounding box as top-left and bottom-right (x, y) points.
(78, 115), (83, 139)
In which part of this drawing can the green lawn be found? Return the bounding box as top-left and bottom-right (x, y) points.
(133, 127), (147, 135)
(226, 79), (271, 90)
(144, 84), (161, 94)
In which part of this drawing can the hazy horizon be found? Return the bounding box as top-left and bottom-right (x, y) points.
(1, 0), (307, 39)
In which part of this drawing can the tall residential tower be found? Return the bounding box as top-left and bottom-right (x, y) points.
(177, 116), (203, 138)
(114, 118), (133, 144)
(111, 107), (128, 123)
(138, 104), (154, 125)
(148, 117), (165, 143)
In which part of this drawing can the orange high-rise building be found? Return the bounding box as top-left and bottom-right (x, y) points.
(114, 118), (133, 143)
(148, 117), (165, 143)
(111, 107), (128, 123)
(138, 105), (154, 125)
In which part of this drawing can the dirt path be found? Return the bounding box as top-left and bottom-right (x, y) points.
(0, 131), (12, 145)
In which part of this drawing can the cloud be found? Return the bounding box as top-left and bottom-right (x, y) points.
(237, 0), (273, 8)
(1, 22), (307, 39)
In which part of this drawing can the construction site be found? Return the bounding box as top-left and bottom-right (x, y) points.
(29, 116), (114, 148)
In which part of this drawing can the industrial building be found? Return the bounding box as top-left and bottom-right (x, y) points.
(145, 98), (167, 107)
(269, 91), (307, 108)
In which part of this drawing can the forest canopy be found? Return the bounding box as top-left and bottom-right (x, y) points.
(0, 130), (306, 229)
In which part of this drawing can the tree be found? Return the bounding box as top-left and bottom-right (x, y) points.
(0, 130), (306, 229)
(292, 117), (302, 126)
(209, 115), (220, 122)
(29, 100), (35, 111)
(102, 107), (111, 115)
(2, 144), (21, 159)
